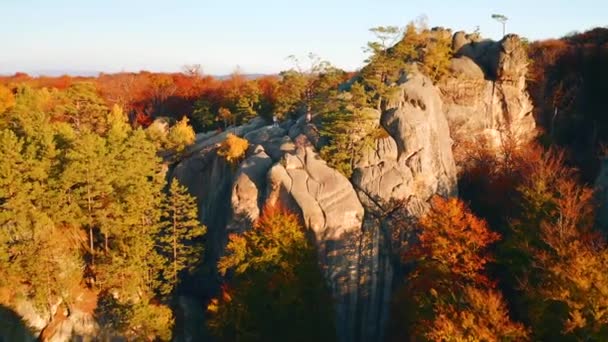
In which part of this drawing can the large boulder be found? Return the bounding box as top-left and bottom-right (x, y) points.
(265, 145), (365, 342)
(355, 72), (458, 215)
(266, 145), (364, 240)
(347, 72), (458, 341)
(227, 146), (273, 232)
(441, 32), (536, 165)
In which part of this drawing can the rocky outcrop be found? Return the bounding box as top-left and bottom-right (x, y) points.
(264, 144), (365, 341)
(348, 72), (458, 341)
(355, 72), (457, 214)
(441, 32), (536, 165)
(228, 146), (273, 231)
(170, 68), (461, 341)
(6, 299), (98, 342)
(168, 32), (536, 342)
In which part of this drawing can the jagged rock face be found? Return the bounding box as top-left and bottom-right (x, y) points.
(441, 32), (536, 165)
(355, 72), (458, 215)
(266, 145), (364, 240)
(171, 119), (268, 297)
(264, 144), (365, 342)
(8, 300), (98, 342)
(227, 146), (273, 232)
(349, 72), (458, 341)
(172, 71), (460, 341)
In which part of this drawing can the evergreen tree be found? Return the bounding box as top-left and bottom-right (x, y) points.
(320, 85), (377, 177)
(159, 179), (206, 290)
(61, 131), (113, 266)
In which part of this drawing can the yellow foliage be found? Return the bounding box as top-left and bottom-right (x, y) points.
(166, 116), (196, 152)
(428, 286), (529, 342)
(217, 133), (248, 165)
(0, 85), (15, 114)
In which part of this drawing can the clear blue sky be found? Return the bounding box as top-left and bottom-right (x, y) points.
(1, 0), (606, 76)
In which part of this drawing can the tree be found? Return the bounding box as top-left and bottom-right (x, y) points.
(62, 131), (113, 265)
(428, 286), (528, 341)
(218, 107), (234, 128)
(497, 148), (608, 339)
(492, 14), (509, 37)
(217, 133), (249, 165)
(272, 70), (308, 119)
(159, 179), (206, 289)
(360, 26), (406, 108)
(59, 82), (110, 133)
(320, 84), (377, 177)
(390, 197), (525, 341)
(404, 196), (500, 293)
(191, 98), (216, 131)
(166, 116), (196, 152)
(209, 205), (334, 342)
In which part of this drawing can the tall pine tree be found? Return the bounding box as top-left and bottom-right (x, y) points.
(159, 179), (206, 290)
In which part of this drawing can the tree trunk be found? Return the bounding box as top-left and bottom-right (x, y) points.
(173, 205), (178, 286)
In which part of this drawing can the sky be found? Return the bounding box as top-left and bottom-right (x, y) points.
(1, 0), (606, 76)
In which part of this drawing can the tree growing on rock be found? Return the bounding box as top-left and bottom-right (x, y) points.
(217, 133), (249, 166)
(320, 82), (378, 178)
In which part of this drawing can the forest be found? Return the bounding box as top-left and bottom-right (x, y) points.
(1, 19), (608, 342)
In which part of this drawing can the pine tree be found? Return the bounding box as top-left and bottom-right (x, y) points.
(62, 131), (113, 266)
(320, 86), (377, 177)
(159, 179), (206, 290)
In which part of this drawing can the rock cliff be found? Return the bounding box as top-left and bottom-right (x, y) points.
(440, 32), (536, 165)
(170, 34), (536, 338)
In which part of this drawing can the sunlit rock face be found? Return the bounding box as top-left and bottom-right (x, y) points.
(348, 72), (458, 341)
(6, 299), (98, 342)
(441, 32), (537, 165)
(355, 72), (457, 214)
(172, 34), (537, 340)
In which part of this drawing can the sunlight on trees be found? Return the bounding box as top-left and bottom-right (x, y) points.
(217, 133), (249, 165)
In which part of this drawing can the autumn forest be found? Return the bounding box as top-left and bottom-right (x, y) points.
(1, 9), (608, 342)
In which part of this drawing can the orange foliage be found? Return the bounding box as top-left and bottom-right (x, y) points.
(405, 196), (500, 287)
(0, 85), (15, 113)
(428, 286), (529, 341)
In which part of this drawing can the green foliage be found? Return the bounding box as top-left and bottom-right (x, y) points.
(209, 205), (335, 342)
(360, 22), (453, 108)
(145, 116), (196, 153)
(191, 98), (216, 131)
(319, 84), (378, 178)
(0, 86), (177, 339)
(159, 179), (206, 292)
(58, 82), (111, 133)
(273, 70), (309, 119)
(96, 292), (174, 341)
(272, 55), (346, 120)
